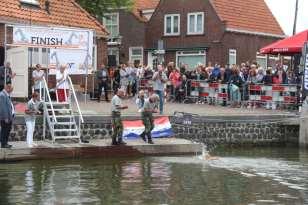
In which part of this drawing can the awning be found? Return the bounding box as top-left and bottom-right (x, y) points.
(260, 29), (308, 55)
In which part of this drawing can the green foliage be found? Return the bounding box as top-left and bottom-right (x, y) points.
(76, 0), (134, 18)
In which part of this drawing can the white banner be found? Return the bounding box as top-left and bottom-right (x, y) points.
(12, 25), (94, 75)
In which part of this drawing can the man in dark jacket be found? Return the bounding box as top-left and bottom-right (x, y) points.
(0, 84), (14, 148)
(97, 64), (109, 102)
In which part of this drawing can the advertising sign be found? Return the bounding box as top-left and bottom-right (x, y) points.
(12, 25), (94, 74)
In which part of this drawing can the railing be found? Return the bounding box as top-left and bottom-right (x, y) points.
(40, 76), (57, 123)
(67, 76), (84, 123)
(67, 76), (84, 140)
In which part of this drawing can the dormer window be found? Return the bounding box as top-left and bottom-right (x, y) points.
(20, 0), (40, 7)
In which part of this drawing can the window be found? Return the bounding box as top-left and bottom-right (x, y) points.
(164, 14), (180, 36)
(107, 48), (119, 66)
(129, 47), (143, 65)
(176, 50), (206, 71)
(228, 49), (237, 65)
(187, 12), (204, 35)
(256, 54), (267, 69)
(103, 13), (119, 37)
(28, 48), (50, 67)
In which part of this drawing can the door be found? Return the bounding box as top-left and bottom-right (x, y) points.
(7, 47), (29, 98)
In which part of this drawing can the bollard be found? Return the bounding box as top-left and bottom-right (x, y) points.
(300, 98), (308, 148)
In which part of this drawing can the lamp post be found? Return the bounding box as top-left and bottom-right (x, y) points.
(293, 0), (299, 35)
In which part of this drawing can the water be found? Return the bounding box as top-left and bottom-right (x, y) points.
(0, 148), (307, 205)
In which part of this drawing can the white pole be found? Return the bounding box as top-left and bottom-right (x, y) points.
(85, 73), (88, 105)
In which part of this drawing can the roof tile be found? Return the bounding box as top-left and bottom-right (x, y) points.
(132, 0), (160, 22)
(210, 0), (284, 35)
(0, 0), (108, 36)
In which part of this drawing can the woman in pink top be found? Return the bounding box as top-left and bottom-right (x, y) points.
(169, 68), (181, 100)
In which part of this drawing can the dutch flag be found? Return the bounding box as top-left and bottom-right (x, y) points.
(123, 117), (173, 139)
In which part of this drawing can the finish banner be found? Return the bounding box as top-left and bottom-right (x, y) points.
(12, 25), (94, 74)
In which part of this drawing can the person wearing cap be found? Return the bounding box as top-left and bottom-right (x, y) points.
(139, 94), (159, 144)
(111, 89), (128, 145)
(152, 65), (168, 114)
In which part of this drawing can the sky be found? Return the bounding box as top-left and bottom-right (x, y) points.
(265, 0), (308, 36)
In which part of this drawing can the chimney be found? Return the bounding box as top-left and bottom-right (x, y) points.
(45, 0), (50, 14)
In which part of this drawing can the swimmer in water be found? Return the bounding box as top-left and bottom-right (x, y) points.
(204, 153), (219, 160)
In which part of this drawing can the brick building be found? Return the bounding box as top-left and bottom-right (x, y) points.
(145, 0), (285, 70)
(103, 0), (159, 66)
(0, 0), (108, 97)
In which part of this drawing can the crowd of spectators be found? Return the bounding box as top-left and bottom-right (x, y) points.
(99, 60), (301, 111)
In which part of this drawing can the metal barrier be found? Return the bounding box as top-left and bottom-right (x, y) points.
(136, 78), (300, 110)
(248, 84), (299, 109)
(186, 80), (229, 105)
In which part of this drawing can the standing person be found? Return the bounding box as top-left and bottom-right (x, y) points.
(25, 92), (41, 147)
(152, 65), (168, 114)
(120, 64), (129, 95)
(139, 94), (159, 144)
(56, 65), (69, 102)
(32, 64), (45, 97)
(111, 89), (128, 145)
(136, 90), (145, 112)
(0, 84), (14, 148)
(97, 64), (110, 102)
(113, 66), (121, 94)
(229, 66), (244, 108)
(0, 62), (16, 91)
(169, 68), (181, 100)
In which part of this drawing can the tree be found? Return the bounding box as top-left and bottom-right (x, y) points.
(76, 0), (134, 18)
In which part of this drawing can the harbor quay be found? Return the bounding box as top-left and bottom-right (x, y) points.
(2, 100), (299, 162)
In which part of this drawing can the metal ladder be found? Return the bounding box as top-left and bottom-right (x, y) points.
(40, 76), (84, 143)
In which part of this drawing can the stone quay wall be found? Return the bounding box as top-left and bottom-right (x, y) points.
(9, 115), (299, 147)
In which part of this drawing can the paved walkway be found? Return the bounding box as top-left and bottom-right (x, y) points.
(75, 98), (297, 116)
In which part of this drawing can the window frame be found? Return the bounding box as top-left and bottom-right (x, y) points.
(187, 12), (204, 35)
(164, 14), (180, 36)
(129, 46), (144, 65)
(256, 54), (268, 69)
(103, 13), (119, 37)
(28, 47), (50, 67)
(176, 50), (206, 70)
(228, 49), (237, 65)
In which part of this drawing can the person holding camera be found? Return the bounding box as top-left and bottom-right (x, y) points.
(139, 94), (159, 144)
(152, 65), (168, 114)
(25, 92), (41, 147)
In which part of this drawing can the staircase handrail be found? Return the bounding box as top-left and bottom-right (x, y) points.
(41, 76), (57, 123)
(68, 76), (84, 123)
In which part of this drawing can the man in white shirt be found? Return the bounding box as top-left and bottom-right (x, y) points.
(111, 89), (128, 145)
(152, 65), (168, 114)
(32, 64), (45, 97)
(56, 65), (69, 102)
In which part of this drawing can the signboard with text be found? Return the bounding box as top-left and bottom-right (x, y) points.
(12, 25), (94, 74)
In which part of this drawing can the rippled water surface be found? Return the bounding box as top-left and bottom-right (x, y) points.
(0, 148), (308, 205)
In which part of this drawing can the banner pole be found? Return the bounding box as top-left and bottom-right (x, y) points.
(4, 24), (7, 85)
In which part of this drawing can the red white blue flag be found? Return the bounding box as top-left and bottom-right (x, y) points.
(123, 117), (173, 139)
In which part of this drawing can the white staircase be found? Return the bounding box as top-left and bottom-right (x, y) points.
(40, 76), (84, 143)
